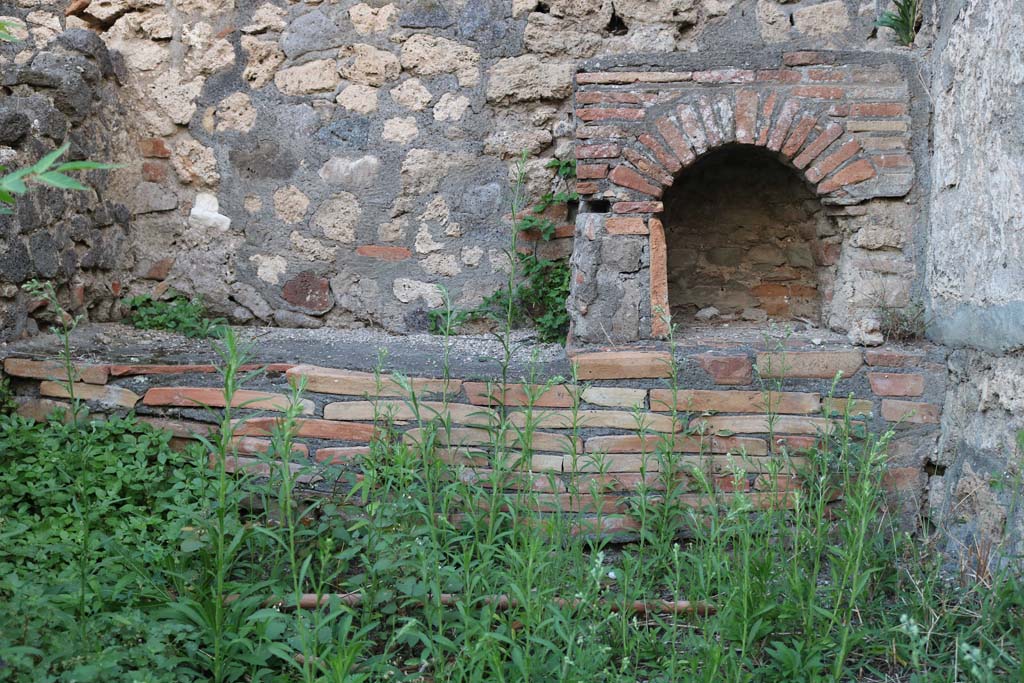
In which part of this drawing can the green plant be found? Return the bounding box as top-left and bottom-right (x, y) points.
(878, 298), (929, 342)
(126, 294), (226, 338)
(431, 154), (575, 344)
(0, 18), (18, 42)
(0, 375), (16, 415)
(0, 411), (209, 680)
(1, 142), (117, 214)
(5, 266), (1024, 681)
(876, 0), (919, 46)
(22, 279), (85, 419)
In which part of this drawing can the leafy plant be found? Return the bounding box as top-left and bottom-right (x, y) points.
(431, 154), (576, 344)
(545, 157), (577, 178)
(126, 294), (226, 338)
(876, 0), (919, 46)
(1, 142), (117, 214)
(0, 375), (16, 415)
(0, 18), (18, 42)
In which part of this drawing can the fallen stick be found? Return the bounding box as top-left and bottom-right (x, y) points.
(281, 591), (715, 617)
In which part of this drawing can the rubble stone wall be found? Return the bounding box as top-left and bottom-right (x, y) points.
(1, 0), (922, 334)
(0, 26), (131, 342)
(926, 0), (1024, 564)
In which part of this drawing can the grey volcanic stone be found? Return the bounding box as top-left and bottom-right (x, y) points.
(0, 106), (30, 145)
(399, 0), (454, 28)
(56, 29), (114, 77)
(229, 140), (299, 180)
(281, 11), (344, 59)
(316, 116), (371, 148)
(274, 309), (324, 328)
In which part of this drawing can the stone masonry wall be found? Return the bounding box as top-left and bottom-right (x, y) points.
(0, 25), (131, 342)
(926, 0), (1024, 565)
(6, 0), (924, 333)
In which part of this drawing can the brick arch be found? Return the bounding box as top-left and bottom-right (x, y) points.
(568, 53), (916, 345)
(594, 93), (882, 202)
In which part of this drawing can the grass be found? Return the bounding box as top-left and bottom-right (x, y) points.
(1, 312), (1022, 682)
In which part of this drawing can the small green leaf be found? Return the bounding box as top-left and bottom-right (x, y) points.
(32, 143), (71, 174)
(36, 172), (89, 191)
(54, 160), (122, 172)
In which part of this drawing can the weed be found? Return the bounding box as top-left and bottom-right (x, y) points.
(126, 293), (226, 338)
(430, 153), (575, 344)
(22, 279), (84, 419)
(878, 298), (930, 342)
(876, 0), (920, 46)
(0, 375), (15, 414)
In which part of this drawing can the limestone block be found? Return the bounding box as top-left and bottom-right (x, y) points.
(251, 253), (287, 284)
(382, 116), (419, 144)
(393, 278), (444, 307)
(336, 84), (379, 114)
(756, 0), (790, 42)
(241, 36), (285, 89)
(172, 138), (219, 186)
(400, 34), (480, 87)
(349, 3), (398, 34)
(485, 55), (573, 103)
(614, 0), (698, 24)
(241, 3), (287, 33)
(273, 186), (310, 224)
(338, 43), (400, 87)
(274, 59), (339, 96)
(433, 92), (470, 121)
(484, 128), (552, 159)
(214, 92), (257, 132)
(421, 253), (461, 276)
(314, 193), (361, 243)
(182, 22), (235, 75)
(400, 148), (472, 196)
(175, 0), (235, 15)
(290, 232), (337, 261)
(89, 0), (162, 23)
(523, 13), (602, 58)
(391, 78), (433, 110)
(792, 0), (850, 37)
(149, 71), (205, 124)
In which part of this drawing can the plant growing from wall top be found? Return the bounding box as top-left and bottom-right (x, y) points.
(125, 293), (226, 338)
(876, 0), (920, 46)
(430, 156), (577, 345)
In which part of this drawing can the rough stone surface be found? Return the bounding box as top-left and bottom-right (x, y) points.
(485, 55), (573, 103)
(274, 59), (339, 96)
(925, 0), (1024, 565)
(929, 0), (1024, 353)
(400, 34), (480, 87)
(0, 28), (129, 341)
